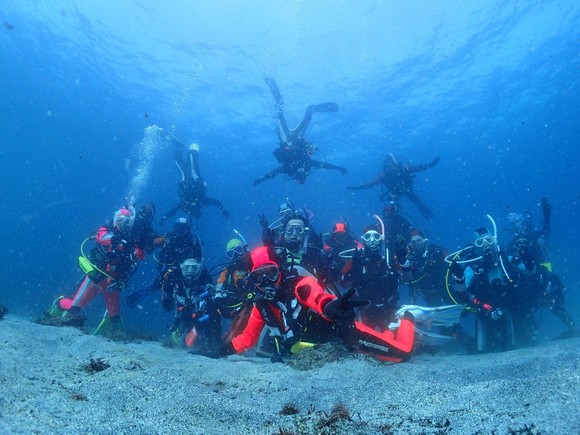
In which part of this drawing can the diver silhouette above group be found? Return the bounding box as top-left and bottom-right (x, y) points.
(41, 77), (575, 362)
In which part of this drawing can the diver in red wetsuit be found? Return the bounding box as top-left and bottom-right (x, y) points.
(201, 246), (415, 363)
(47, 207), (142, 328)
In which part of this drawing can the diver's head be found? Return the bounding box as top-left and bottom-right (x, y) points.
(512, 237), (532, 255)
(278, 201), (294, 221)
(332, 222), (348, 245)
(249, 246), (281, 299)
(137, 203), (155, 226)
(408, 230), (427, 255)
(173, 217), (191, 236)
(284, 218), (307, 251)
(473, 227), (497, 263)
(180, 258), (202, 282)
(226, 238), (246, 261)
(113, 207), (134, 234)
(383, 153), (398, 172)
(361, 226), (382, 252)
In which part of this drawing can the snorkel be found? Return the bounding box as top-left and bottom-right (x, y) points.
(487, 213), (513, 282)
(233, 228), (248, 249)
(444, 214), (512, 288)
(268, 198), (295, 230)
(373, 213), (388, 266)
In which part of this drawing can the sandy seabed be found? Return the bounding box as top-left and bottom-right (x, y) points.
(0, 316), (578, 434)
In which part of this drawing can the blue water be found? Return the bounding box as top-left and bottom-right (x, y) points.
(1, 1), (578, 337)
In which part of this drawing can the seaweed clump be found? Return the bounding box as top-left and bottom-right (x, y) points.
(82, 358), (110, 374)
(279, 403), (300, 416)
(35, 312), (86, 328)
(278, 402), (370, 434)
(0, 304), (8, 320)
(316, 403), (353, 431)
(286, 340), (356, 370)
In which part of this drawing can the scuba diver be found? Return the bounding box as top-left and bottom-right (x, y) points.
(253, 77), (347, 186)
(342, 223), (400, 332)
(161, 256), (222, 350)
(260, 208), (334, 286)
(506, 197), (551, 264)
(348, 153), (440, 220)
(213, 232), (257, 340)
(504, 199), (574, 335)
(159, 133), (229, 223)
(195, 246), (415, 363)
(447, 215), (532, 352)
(126, 217), (203, 308)
(131, 202), (165, 258)
(320, 220), (363, 286)
(258, 199), (298, 245)
(45, 206), (142, 332)
(400, 229), (451, 306)
(380, 200), (418, 261)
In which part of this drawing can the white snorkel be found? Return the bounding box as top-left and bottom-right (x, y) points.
(487, 213), (512, 281)
(233, 228), (248, 248)
(373, 213), (388, 266)
(445, 214), (497, 265)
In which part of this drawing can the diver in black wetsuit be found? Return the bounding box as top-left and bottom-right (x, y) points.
(348, 153), (439, 220)
(253, 77), (347, 186)
(160, 135), (229, 223)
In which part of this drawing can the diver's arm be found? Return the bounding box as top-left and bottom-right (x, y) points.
(253, 166), (284, 186)
(410, 157), (440, 174)
(203, 197), (229, 218)
(347, 175), (382, 190)
(294, 276), (337, 316)
(160, 203), (182, 224)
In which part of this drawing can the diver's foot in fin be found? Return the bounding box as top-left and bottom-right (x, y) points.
(307, 102), (339, 113)
(46, 296), (67, 318)
(264, 76), (284, 109)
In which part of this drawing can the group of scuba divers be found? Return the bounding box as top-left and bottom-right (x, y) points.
(43, 78), (575, 363)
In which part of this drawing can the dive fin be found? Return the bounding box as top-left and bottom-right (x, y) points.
(264, 76), (284, 109)
(94, 310), (110, 335)
(308, 102), (339, 113)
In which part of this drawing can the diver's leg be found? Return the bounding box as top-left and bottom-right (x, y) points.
(407, 191), (434, 220)
(310, 159), (346, 174)
(62, 275), (100, 311)
(293, 110), (313, 140)
(174, 149), (188, 183)
(160, 203), (182, 225)
(102, 282), (121, 319)
(295, 102), (338, 139)
(187, 145), (201, 181)
(204, 196), (229, 218)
